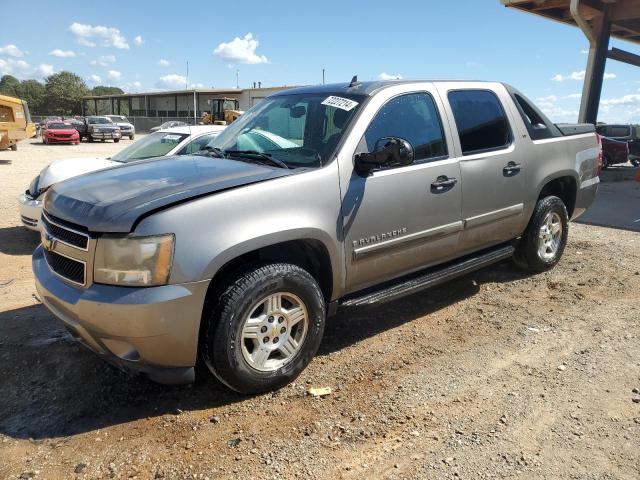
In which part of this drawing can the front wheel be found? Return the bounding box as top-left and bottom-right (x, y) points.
(602, 154), (611, 170)
(87, 135), (94, 143)
(129, 135), (135, 140)
(202, 263), (326, 394)
(114, 138), (120, 143)
(10, 143), (17, 151)
(631, 158), (640, 167)
(514, 196), (569, 272)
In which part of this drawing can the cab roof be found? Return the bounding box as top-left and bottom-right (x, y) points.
(271, 80), (501, 97)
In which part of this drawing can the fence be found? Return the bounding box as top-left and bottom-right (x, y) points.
(31, 116), (203, 133)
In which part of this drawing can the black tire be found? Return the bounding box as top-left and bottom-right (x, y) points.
(631, 158), (640, 167)
(114, 138), (120, 143)
(514, 196), (569, 272)
(602, 154), (610, 170)
(88, 135), (94, 143)
(202, 263), (326, 394)
(129, 135), (135, 140)
(10, 143), (17, 151)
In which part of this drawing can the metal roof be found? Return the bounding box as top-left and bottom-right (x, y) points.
(501, 0), (640, 45)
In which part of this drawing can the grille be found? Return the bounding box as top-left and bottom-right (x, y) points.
(44, 249), (85, 285)
(21, 215), (38, 227)
(42, 214), (89, 249)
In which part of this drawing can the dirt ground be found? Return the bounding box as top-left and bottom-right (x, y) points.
(0, 139), (639, 480)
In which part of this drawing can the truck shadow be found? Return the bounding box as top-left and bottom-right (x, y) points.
(0, 260), (530, 440)
(0, 226), (40, 256)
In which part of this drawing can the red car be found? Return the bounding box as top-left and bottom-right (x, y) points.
(42, 122), (80, 145)
(600, 135), (629, 169)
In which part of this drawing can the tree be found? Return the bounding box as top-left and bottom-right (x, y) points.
(43, 71), (89, 116)
(0, 75), (21, 97)
(91, 86), (124, 96)
(19, 79), (46, 114)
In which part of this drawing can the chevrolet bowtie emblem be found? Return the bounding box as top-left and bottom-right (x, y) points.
(41, 232), (56, 251)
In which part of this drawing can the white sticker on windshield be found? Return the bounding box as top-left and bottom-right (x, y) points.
(321, 96), (359, 111)
(162, 134), (182, 142)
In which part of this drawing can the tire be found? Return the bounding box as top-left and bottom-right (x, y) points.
(88, 135), (94, 143)
(514, 196), (569, 273)
(114, 138), (120, 143)
(202, 263), (326, 394)
(632, 158), (640, 167)
(602, 154), (610, 170)
(129, 135), (135, 140)
(10, 143), (17, 151)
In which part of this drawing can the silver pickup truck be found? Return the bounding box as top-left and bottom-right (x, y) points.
(33, 80), (600, 393)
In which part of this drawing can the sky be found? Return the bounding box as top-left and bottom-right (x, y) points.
(1, 0), (639, 123)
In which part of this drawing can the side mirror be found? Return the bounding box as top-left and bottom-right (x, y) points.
(354, 137), (414, 175)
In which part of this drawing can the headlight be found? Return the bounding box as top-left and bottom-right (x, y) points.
(94, 234), (175, 286)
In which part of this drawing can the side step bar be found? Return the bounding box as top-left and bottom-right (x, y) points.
(340, 244), (515, 307)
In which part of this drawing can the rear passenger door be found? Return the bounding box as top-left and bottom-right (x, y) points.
(438, 86), (526, 252)
(342, 89), (463, 293)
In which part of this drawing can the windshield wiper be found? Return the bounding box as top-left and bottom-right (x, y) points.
(225, 150), (290, 169)
(195, 146), (226, 158)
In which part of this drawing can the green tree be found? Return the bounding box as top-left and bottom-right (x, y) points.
(19, 79), (46, 114)
(91, 86), (124, 96)
(0, 75), (21, 97)
(43, 71), (88, 116)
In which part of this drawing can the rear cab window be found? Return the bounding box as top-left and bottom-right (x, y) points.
(447, 89), (512, 155)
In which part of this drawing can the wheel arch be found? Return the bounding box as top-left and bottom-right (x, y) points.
(535, 172), (578, 219)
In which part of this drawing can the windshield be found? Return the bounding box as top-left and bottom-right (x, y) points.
(88, 117), (112, 125)
(108, 115), (128, 123)
(211, 93), (364, 168)
(110, 131), (189, 162)
(47, 122), (72, 129)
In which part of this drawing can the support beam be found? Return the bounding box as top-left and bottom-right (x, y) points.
(607, 47), (640, 67)
(572, 0), (611, 124)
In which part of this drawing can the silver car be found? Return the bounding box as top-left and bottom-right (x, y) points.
(33, 80), (599, 392)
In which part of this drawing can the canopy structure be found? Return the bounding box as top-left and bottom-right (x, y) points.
(501, 0), (640, 124)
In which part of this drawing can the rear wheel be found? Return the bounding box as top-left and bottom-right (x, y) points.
(514, 196), (568, 272)
(88, 135), (94, 143)
(202, 263), (326, 394)
(129, 134), (135, 140)
(602, 154), (611, 170)
(114, 138), (120, 143)
(9, 143), (17, 151)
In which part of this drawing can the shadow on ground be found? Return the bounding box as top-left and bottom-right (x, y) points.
(0, 226), (40, 256)
(0, 159), (12, 165)
(0, 260), (530, 440)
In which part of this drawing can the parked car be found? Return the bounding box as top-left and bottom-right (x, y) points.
(596, 123), (640, 166)
(33, 80), (599, 392)
(106, 115), (135, 140)
(41, 121), (80, 145)
(150, 120), (188, 132)
(599, 135), (629, 169)
(18, 125), (225, 230)
(83, 116), (121, 143)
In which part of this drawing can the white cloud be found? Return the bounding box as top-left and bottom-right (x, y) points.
(600, 93), (640, 107)
(156, 74), (187, 89)
(0, 44), (25, 57)
(538, 95), (558, 103)
(158, 59), (170, 67)
(69, 22), (129, 49)
(90, 55), (116, 67)
(552, 70), (616, 82)
(190, 83), (204, 89)
(566, 93), (582, 99)
(214, 33), (267, 64)
(87, 74), (102, 83)
(0, 58), (30, 75)
(133, 35), (143, 46)
(378, 72), (403, 80)
(132, 80), (142, 89)
(49, 49), (76, 58)
(36, 64), (55, 77)
(580, 49), (589, 54)
(107, 70), (121, 81)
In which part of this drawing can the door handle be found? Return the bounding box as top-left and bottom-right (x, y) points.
(503, 161), (521, 176)
(431, 175), (457, 192)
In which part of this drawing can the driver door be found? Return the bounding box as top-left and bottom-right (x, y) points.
(342, 89), (463, 293)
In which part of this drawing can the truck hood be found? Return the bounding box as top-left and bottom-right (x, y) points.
(44, 155), (295, 233)
(39, 157), (119, 191)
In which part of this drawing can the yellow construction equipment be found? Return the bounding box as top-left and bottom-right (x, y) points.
(201, 97), (244, 126)
(0, 94), (36, 151)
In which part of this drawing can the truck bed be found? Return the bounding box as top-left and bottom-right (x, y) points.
(555, 123), (596, 136)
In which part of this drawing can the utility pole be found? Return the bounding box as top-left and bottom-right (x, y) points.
(236, 69), (239, 89)
(322, 68), (325, 84)
(186, 61), (189, 90)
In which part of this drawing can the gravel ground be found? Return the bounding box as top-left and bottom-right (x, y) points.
(0, 139), (639, 480)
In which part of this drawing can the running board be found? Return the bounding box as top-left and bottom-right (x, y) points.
(341, 244), (515, 307)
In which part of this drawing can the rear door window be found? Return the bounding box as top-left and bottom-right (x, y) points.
(0, 105), (14, 122)
(448, 90), (512, 155)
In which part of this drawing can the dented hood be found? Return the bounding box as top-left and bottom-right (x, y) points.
(44, 155), (294, 233)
